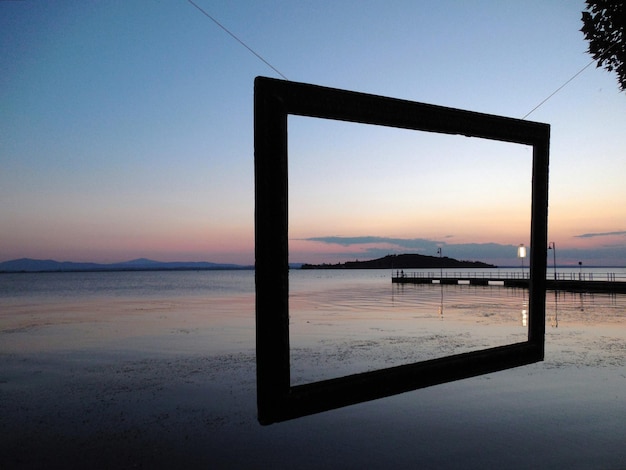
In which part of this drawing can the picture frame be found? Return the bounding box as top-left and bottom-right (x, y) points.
(254, 76), (549, 425)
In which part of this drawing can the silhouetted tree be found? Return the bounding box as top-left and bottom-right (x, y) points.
(581, 0), (626, 91)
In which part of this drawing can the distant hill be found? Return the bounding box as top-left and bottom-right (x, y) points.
(0, 258), (253, 273)
(301, 253), (496, 269)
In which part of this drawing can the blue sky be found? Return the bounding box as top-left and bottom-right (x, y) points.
(1, 1), (625, 266)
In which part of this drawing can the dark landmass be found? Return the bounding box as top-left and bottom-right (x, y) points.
(301, 253), (496, 270)
(0, 258), (254, 273)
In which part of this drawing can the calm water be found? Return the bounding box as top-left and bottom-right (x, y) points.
(1, 268), (624, 323)
(2, 268), (625, 366)
(2, 266), (624, 299)
(0, 269), (256, 300)
(2, 269), (626, 469)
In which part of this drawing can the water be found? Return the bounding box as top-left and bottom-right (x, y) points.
(2, 268), (624, 375)
(2, 266), (623, 299)
(0, 269), (256, 301)
(1, 269), (625, 468)
(1, 268), (624, 331)
(0, 270), (257, 355)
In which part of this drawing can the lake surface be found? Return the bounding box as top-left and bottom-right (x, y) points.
(1, 269), (625, 469)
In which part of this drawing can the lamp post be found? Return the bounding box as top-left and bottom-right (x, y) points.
(436, 247), (443, 317)
(517, 244), (527, 278)
(437, 247), (442, 279)
(548, 242), (557, 280)
(578, 261), (583, 281)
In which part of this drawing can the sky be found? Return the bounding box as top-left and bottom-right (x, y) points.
(1, 0), (625, 267)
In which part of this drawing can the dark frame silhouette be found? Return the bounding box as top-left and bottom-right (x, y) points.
(254, 76), (550, 425)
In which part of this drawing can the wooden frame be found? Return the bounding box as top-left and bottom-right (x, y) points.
(254, 76), (550, 425)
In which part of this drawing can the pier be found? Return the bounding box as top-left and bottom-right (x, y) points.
(392, 271), (626, 294)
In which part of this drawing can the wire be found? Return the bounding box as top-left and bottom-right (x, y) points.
(187, 0), (288, 80)
(189, 0), (612, 115)
(522, 60), (595, 119)
(522, 41), (620, 120)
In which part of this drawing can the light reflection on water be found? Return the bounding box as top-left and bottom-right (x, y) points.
(289, 276), (528, 384)
(1, 269), (625, 375)
(287, 269), (626, 385)
(1, 269), (624, 469)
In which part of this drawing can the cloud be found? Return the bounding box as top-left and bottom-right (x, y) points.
(301, 236), (520, 261)
(299, 235), (626, 266)
(302, 236), (438, 250)
(574, 231), (626, 238)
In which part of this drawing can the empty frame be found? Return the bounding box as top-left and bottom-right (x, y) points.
(254, 76), (549, 425)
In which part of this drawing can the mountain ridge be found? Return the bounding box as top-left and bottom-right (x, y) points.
(0, 258), (254, 273)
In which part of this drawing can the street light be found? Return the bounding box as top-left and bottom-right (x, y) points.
(517, 244), (527, 278)
(548, 242), (557, 280)
(436, 247), (444, 316)
(578, 261), (583, 281)
(437, 247), (442, 279)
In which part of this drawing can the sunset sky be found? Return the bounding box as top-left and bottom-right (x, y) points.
(2, 1), (625, 266)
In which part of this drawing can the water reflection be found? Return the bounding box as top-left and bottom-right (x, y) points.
(549, 291), (559, 328)
(542, 290), (625, 326)
(439, 282), (444, 319)
(521, 288), (528, 327)
(390, 282), (625, 328)
(289, 272), (626, 385)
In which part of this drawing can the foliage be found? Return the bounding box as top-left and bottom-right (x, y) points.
(581, 0), (626, 91)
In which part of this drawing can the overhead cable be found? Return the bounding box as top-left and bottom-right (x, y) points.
(187, 0), (288, 80)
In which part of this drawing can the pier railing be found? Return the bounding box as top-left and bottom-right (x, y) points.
(552, 272), (622, 282)
(392, 270), (626, 282)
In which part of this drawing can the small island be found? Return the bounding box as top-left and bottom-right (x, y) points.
(301, 253), (496, 270)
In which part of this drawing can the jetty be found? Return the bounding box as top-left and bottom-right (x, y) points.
(392, 270), (626, 294)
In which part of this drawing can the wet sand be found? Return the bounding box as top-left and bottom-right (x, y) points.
(1, 297), (625, 469)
